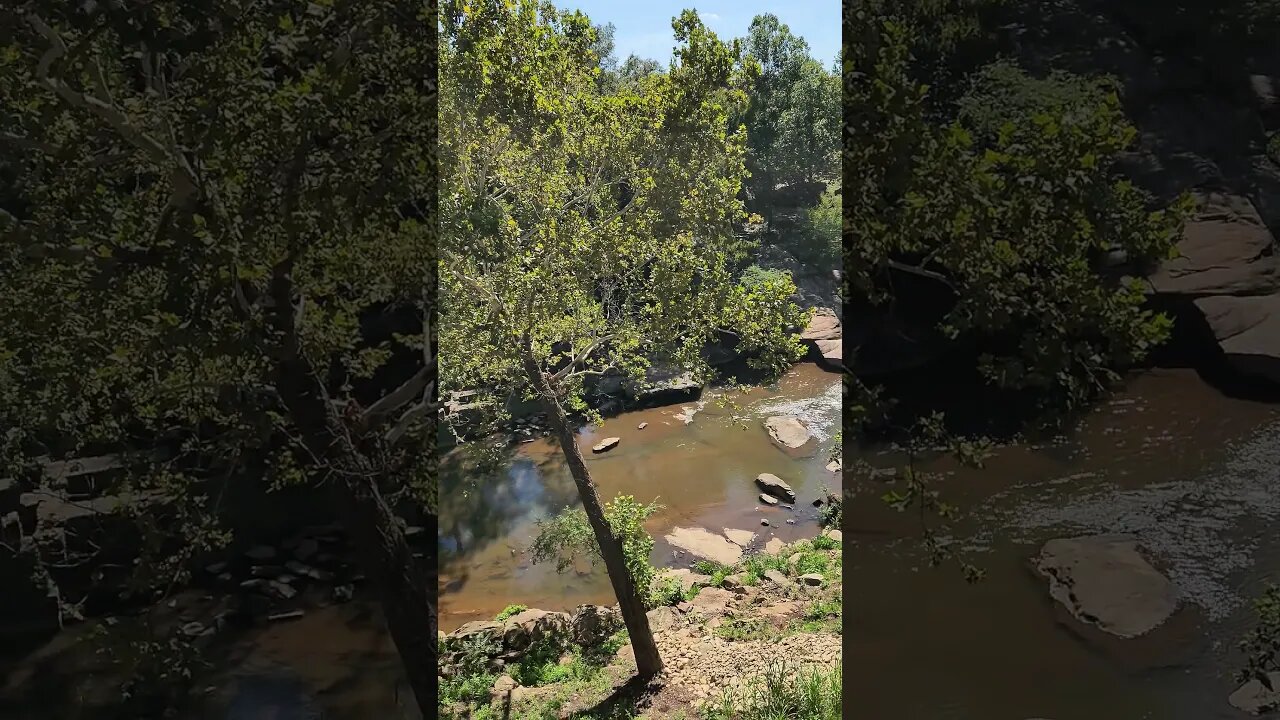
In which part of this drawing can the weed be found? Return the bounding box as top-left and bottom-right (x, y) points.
(496, 604), (528, 621)
(714, 615), (773, 642)
(700, 661), (841, 720)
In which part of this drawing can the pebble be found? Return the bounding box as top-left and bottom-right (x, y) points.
(760, 519), (769, 526)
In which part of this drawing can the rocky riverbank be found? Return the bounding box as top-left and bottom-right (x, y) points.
(438, 530), (843, 719)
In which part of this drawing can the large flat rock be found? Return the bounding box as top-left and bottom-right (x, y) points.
(1034, 535), (1178, 639)
(1149, 192), (1280, 297)
(764, 416), (812, 450)
(1194, 294), (1280, 384)
(663, 527), (743, 565)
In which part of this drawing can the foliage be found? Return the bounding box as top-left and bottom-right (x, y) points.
(496, 604), (528, 621)
(649, 576), (688, 608)
(700, 661), (841, 720)
(957, 60), (1118, 142)
(714, 615), (773, 642)
(439, 1), (806, 411)
(795, 184), (842, 266)
(737, 14), (839, 216)
(845, 8), (1191, 418)
(1268, 133), (1280, 167)
(0, 2), (436, 707)
(1239, 584), (1280, 689)
(530, 495), (661, 597)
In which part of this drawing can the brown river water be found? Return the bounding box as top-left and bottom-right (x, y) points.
(4, 364), (1279, 720)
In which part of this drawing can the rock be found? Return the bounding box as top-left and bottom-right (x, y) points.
(1034, 535), (1178, 638)
(285, 560), (334, 582)
(569, 604), (621, 647)
(754, 473), (796, 502)
(1148, 192), (1280, 297)
(1193, 294), (1280, 385)
(799, 573), (824, 586)
(655, 568), (709, 593)
(821, 529), (843, 543)
(1229, 672), (1280, 715)
(637, 422), (648, 430)
(723, 528), (756, 547)
(868, 468), (898, 482)
(293, 538), (319, 561)
(800, 308), (841, 341)
(502, 609), (571, 653)
(267, 609), (305, 623)
(265, 580), (296, 600)
(763, 537), (787, 556)
(785, 519), (796, 525)
(688, 587), (734, 617)
(825, 460), (841, 473)
(205, 562), (228, 575)
(449, 620), (504, 649)
(491, 674), (519, 702)
(663, 526), (743, 565)
(646, 605), (680, 632)
(180, 621), (205, 637)
(0, 478), (19, 515)
(721, 574), (745, 592)
(759, 493), (779, 506)
(245, 545), (277, 562)
(763, 569), (792, 587)
(764, 416), (812, 450)
(760, 519), (770, 527)
(591, 437), (621, 453)
(332, 584), (354, 603)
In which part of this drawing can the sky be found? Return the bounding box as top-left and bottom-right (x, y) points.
(558, 1), (840, 69)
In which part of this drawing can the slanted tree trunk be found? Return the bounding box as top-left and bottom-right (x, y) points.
(269, 277), (436, 714)
(520, 343), (664, 678)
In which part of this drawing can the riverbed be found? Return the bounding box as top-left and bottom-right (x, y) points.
(847, 368), (1280, 719)
(438, 361), (844, 631)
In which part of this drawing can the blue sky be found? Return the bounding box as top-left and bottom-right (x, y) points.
(558, 1), (839, 68)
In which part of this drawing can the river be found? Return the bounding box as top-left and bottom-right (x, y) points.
(848, 368), (1280, 719)
(4, 365), (1278, 719)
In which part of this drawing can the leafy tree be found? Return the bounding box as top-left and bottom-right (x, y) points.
(0, 0), (436, 712)
(845, 8), (1191, 418)
(439, 1), (805, 677)
(739, 14), (839, 218)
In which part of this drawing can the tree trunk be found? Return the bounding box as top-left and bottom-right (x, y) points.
(331, 471), (437, 716)
(520, 345), (664, 678)
(273, 344), (436, 714)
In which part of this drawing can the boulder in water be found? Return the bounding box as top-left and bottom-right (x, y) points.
(723, 528), (756, 547)
(764, 416), (811, 450)
(663, 526), (743, 565)
(755, 473), (796, 502)
(1034, 534), (1178, 639)
(1229, 672), (1280, 715)
(592, 437), (621, 453)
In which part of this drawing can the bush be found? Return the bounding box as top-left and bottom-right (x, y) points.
(495, 604), (527, 621)
(649, 576), (686, 608)
(714, 616), (774, 642)
(531, 495), (662, 605)
(794, 184), (840, 265)
(701, 661), (841, 719)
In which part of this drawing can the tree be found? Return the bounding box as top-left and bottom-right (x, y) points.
(844, 7), (1192, 418)
(0, 0), (437, 713)
(439, 1), (805, 677)
(739, 14), (838, 219)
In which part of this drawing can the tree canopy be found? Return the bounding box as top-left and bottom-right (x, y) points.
(439, 1), (806, 416)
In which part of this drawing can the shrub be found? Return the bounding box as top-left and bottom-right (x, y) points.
(531, 495), (662, 607)
(714, 616), (773, 642)
(701, 661), (841, 719)
(495, 604), (528, 621)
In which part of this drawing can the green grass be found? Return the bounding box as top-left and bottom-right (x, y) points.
(700, 661), (841, 720)
(496, 604), (528, 621)
(738, 552), (789, 585)
(692, 559), (734, 588)
(792, 595), (842, 635)
(714, 615), (774, 642)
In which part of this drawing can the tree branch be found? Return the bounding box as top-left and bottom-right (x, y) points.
(25, 14), (198, 204)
